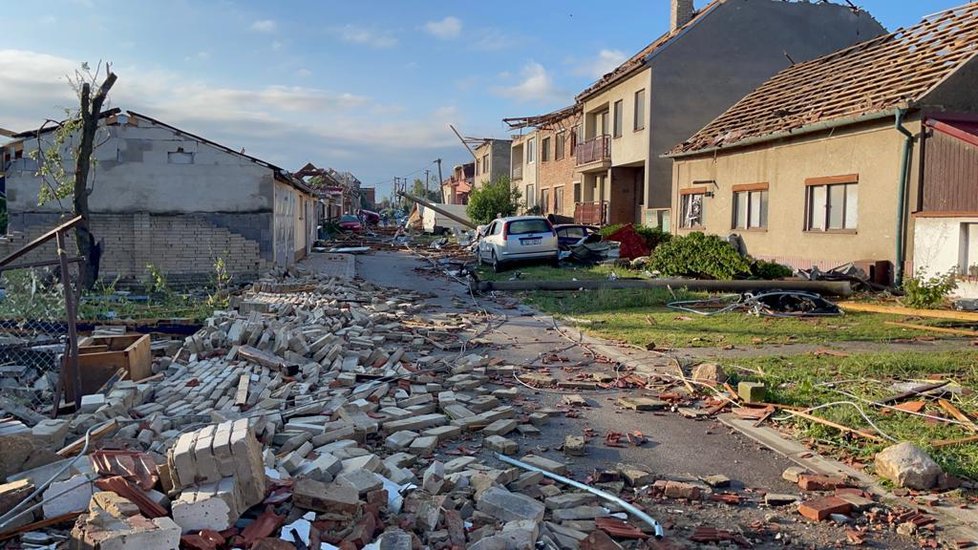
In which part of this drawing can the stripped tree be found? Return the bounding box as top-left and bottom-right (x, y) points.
(30, 63), (117, 289)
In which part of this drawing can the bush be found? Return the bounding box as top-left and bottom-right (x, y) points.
(599, 224), (672, 251)
(466, 176), (521, 225)
(752, 259), (794, 280)
(902, 269), (958, 309)
(649, 232), (751, 280)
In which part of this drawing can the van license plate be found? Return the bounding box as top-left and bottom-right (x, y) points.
(522, 238), (541, 246)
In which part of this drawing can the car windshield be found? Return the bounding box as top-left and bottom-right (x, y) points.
(339, 215), (359, 223)
(559, 227), (585, 238)
(507, 219), (551, 235)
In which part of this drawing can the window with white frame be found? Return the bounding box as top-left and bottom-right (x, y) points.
(613, 100), (623, 138)
(555, 132), (565, 160)
(680, 188), (707, 228)
(555, 187), (564, 213)
(541, 188), (551, 213)
(525, 184), (536, 208)
(634, 89), (646, 131)
(805, 176), (858, 231)
(732, 184), (769, 230)
(526, 138), (536, 164)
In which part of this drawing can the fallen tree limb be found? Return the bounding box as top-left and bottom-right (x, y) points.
(932, 435), (978, 448)
(875, 381), (949, 406)
(478, 279), (853, 296)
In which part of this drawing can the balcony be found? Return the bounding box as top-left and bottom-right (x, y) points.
(511, 164), (523, 181)
(575, 135), (611, 171)
(574, 201), (607, 225)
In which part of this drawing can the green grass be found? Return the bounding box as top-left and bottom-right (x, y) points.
(521, 288), (969, 348)
(476, 263), (643, 282)
(723, 351), (978, 480)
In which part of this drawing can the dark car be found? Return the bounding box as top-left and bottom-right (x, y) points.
(554, 224), (601, 250)
(337, 214), (363, 231)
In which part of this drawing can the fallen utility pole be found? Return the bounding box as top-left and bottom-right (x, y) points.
(397, 191), (477, 230)
(477, 278), (853, 297)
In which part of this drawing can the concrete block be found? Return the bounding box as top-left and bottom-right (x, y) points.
(42, 474), (93, 518)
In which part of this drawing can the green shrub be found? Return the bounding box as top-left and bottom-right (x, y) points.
(752, 259), (794, 280)
(902, 269), (958, 309)
(649, 232), (751, 280)
(466, 176), (521, 225)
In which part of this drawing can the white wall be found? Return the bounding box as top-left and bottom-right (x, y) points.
(5, 116), (274, 214)
(913, 217), (978, 299)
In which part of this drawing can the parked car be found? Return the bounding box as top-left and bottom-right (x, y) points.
(359, 209), (381, 226)
(554, 224), (601, 250)
(337, 214), (363, 231)
(477, 216), (558, 272)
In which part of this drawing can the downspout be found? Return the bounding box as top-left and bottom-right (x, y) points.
(894, 110), (915, 286)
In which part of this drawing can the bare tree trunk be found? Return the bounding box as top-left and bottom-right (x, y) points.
(73, 72), (116, 289)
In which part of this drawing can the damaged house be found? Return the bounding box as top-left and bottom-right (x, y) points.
(667, 2), (978, 290)
(0, 110), (317, 282)
(573, 0), (885, 228)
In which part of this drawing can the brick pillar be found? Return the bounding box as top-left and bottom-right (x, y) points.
(671, 0), (695, 31)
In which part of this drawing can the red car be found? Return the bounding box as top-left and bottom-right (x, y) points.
(337, 214), (363, 231)
(359, 209), (381, 226)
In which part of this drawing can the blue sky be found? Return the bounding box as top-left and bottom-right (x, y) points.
(0, 0), (968, 199)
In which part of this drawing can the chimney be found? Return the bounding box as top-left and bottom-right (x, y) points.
(671, 0), (695, 32)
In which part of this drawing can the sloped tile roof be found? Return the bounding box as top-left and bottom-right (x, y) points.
(669, 2), (978, 156)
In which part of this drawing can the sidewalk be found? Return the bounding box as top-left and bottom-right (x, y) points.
(298, 252), (355, 279)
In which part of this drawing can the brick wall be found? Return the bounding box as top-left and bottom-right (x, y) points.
(0, 213), (271, 284)
(537, 111), (581, 219)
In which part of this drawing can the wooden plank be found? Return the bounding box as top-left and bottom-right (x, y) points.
(838, 302), (978, 322)
(805, 174), (859, 186)
(938, 399), (978, 432)
(0, 511), (84, 541)
(876, 381), (950, 405)
(883, 321), (978, 338)
(932, 435), (978, 449)
(784, 409), (885, 442)
(235, 374), (250, 407)
(58, 420), (119, 457)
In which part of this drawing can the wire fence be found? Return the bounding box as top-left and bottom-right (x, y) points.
(0, 264), (74, 416)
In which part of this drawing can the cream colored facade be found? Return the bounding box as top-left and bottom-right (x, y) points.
(510, 131), (539, 211)
(473, 139), (511, 189)
(671, 119), (922, 270)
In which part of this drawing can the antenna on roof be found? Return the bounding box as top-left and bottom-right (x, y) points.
(784, 50), (797, 66)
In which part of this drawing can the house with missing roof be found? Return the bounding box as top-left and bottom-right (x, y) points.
(0, 110), (318, 283)
(441, 163), (474, 206)
(666, 3), (978, 293)
(572, 0), (885, 228)
(472, 139), (511, 190)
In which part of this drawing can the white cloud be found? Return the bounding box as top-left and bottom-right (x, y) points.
(250, 19), (277, 33)
(492, 62), (566, 103)
(571, 49), (627, 79)
(472, 28), (518, 51)
(0, 49), (463, 187)
(333, 25), (398, 49)
(424, 16), (462, 40)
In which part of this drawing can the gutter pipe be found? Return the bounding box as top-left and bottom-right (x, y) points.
(494, 453), (665, 539)
(894, 109), (915, 286)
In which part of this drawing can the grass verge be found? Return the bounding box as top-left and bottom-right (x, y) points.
(721, 351), (978, 480)
(522, 288), (964, 348)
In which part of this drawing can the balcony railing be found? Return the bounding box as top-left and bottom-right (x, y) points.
(512, 164), (523, 180)
(575, 135), (611, 166)
(574, 201), (607, 225)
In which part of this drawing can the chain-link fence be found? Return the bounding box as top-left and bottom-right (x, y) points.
(0, 264), (74, 417)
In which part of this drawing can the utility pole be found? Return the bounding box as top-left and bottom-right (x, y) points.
(435, 158), (443, 204)
(424, 169), (430, 200)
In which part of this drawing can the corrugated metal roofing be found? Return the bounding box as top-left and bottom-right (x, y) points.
(670, 2), (978, 156)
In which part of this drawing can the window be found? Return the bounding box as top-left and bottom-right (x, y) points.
(962, 224), (978, 277)
(525, 184), (536, 207)
(526, 138), (536, 163)
(555, 133), (566, 160)
(573, 182), (582, 203)
(482, 154), (489, 174)
(613, 100), (623, 138)
(680, 188), (707, 228)
(634, 89), (646, 131)
(541, 188), (551, 213)
(732, 184), (769, 230)
(555, 187), (564, 213)
(805, 175), (858, 231)
(168, 148), (194, 164)
(542, 137), (551, 162)
(507, 218), (551, 235)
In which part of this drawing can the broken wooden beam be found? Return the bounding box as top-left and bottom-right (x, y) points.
(839, 302), (978, 322)
(876, 381), (950, 406)
(883, 321), (978, 338)
(784, 409), (884, 442)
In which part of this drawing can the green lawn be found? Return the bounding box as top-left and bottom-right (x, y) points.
(475, 263), (643, 282)
(723, 351), (978, 480)
(522, 288), (963, 348)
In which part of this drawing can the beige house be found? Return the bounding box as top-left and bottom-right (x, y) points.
(666, 3), (978, 286)
(472, 139), (511, 190)
(574, 0), (884, 228)
(510, 131), (539, 211)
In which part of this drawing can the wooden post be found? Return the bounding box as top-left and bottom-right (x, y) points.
(56, 229), (82, 410)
